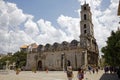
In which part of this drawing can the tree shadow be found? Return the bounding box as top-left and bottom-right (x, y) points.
(100, 73), (120, 80)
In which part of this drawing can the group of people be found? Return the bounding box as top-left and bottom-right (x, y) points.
(66, 66), (84, 80)
(104, 66), (120, 79)
(104, 66), (119, 73)
(88, 66), (99, 74)
(66, 66), (100, 80)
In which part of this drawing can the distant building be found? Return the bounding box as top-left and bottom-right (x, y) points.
(0, 54), (6, 59)
(25, 3), (99, 71)
(7, 52), (12, 56)
(20, 44), (28, 52)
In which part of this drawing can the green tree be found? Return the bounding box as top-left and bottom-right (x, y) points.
(0, 51), (27, 69)
(101, 30), (120, 66)
(12, 51), (27, 68)
(0, 56), (12, 69)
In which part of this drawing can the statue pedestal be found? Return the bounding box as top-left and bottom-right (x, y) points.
(5, 61), (9, 70)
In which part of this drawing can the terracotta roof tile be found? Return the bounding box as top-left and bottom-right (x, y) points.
(20, 45), (28, 48)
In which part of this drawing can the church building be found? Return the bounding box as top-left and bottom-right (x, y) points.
(25, 3), (99, 71)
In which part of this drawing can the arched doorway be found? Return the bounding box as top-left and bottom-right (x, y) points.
(37, 60), (42, 70)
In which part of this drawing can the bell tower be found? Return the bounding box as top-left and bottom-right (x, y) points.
(80, 3), (98, 52)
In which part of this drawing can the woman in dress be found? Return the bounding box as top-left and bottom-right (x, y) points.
(77, 68), (84, 80)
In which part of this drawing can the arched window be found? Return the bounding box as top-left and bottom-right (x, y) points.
(84, 7), (86, 10)
(84, 30), (87, 34)
(84, 14), (87, 20)
(84, 24), (86, 28)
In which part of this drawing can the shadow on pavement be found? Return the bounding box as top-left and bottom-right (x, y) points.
(100, 73), (120, 80)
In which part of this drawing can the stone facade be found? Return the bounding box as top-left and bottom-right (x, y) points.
(80, 3), (99, 66)
(25, 3), (99, 71)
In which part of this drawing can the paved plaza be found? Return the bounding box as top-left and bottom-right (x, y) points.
(0, 70), (119, 80)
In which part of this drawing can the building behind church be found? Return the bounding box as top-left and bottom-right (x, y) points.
(23, 3), (99, 71)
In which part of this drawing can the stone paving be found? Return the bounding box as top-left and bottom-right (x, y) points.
(0, 70), (119, 80)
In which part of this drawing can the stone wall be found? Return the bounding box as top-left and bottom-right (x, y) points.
(35, 49), (84, 71)
(26, 53), (37, 70)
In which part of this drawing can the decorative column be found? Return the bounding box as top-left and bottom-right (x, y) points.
(82, 50), (88, 67)
(75, 52), (77, 70)
(85, 50), (88, 66)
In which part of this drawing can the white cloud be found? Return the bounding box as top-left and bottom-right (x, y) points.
(84, 0), (119, 56)
(57, 15), (80, 41)
(0, 0), (33, 53)
(7, 2), (27, 27)
(0, 0), (119, 56)
(36, 19), (69, 44)
(0, 1), (27, 30)
(78, 0), (101, 8)
(24, 18), (39, 38)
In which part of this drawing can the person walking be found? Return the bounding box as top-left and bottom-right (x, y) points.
(117, 67), (120, 79)
(45, 67), (48, 73)
(92, 67), (95, 74)
(96, 67), (99, 74)
(88, 66), (91, 74)
(77, 68), (84, 80)
(66, 66), (73, 80)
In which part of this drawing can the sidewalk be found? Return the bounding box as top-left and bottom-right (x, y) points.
(0, 70), (119, 80)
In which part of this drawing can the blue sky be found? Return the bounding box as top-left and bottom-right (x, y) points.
(6, 0), (110, 21)
(5, 0), (111, 28)
(7, 0), (80, 27)
(100, 0), (110, 11)
(0, 0), (119, 55)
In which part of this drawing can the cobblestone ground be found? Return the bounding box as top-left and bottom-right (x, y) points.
(0, 70), (119, 80)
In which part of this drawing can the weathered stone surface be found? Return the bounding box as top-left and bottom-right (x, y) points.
(25, 3), (99, 71)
